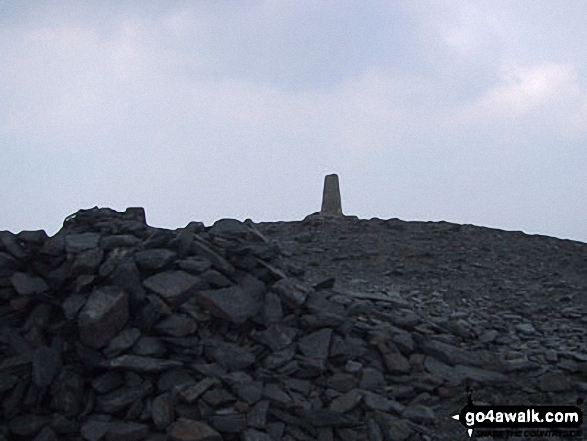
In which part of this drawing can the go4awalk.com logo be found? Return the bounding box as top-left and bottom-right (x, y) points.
(452, 393), (583, 438)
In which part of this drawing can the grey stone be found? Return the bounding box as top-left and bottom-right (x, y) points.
(80, 420), (110, 441)
(329, 389), (362, 413)
(9, 414), (51, 437)
(263, 347), (296, 369)
(538, 371), (571, 392)
(11, 272), (49, 296)
(176, 378), (216, 404)
(247, 400), (270, 429)
(71, 248), (104, 276)
(168, 418), (222, 441)
(263, 291), (283, 324)
(134, 249), (176, 271)
(101, 355), (183, 373)
(65, 233), (101, 253)
(157, 370), (194, 393)
(401, 405), (435, 424)
(206, 341), (256, 371)
(96, 383), (153, 413)
(327, 373), (357, 393)
(359, 368), (386, 391)
(78, 285), (129, 349)
(104, 422), (148, 441)
(201, 269), (233, 288)
(453, 365), (509, 384)
(421, 339), (499, 368)
(33, 426), (58, 441)
(0, 230), (27, 259)
(209, 412), (247, 433)
(0, 251), (21, 270)
(263, 383), (292, 405)
(298, 328), (332, 359)
(131, 336), (167, 357)
(362, 391), (405, 413)
(191, 237), (236, 277)
(103, 328), (142, 358)
(142, 270), (202, 307)
(201, 387), (236, 406)
(33, 342), (62, 388)
(100, 234), (141, 250)
(92, 372), (124, 393)
(242, 429), (273, 441)
(178, 256), (213, 274)
(152, 392), (174, 431)
(258, 324), (297, 352)
(209, 218), (251, 240)
(270, 278), (309, 307)
(320, 174), (343, 216)
(197, 286), (260, 324)
(154, 314), (197, 337)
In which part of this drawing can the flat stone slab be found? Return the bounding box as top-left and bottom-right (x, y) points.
(11, 272), (49, 296)
(142, 271), (203, 307)
(78, 286), (129, 349)
(197, 286), (260, 324)
(298, 328), (332, 360)
(101, 354), (183, 373)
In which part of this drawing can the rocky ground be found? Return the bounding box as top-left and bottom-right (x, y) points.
(257, 215), (587, 440)
(0, 208), (585, 441)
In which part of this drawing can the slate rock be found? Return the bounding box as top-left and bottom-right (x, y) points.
(102, 355), (183, 373)
(9, 414), (51, 436)
(143, 271), (203, 307)
(131, 336), (167, 358)
(96, 383), (153, 413)
(329, 389), (362, 413)
(33, 341), (62, 388)
(270, 278), (309, 307)
(191, 238), (236, 277)
(33, 426), (58, 441)
(209, 218), (251, 240)
(78, 286), (129, 349)
(154, 314), (197, 337)
(71, 248), (104, 276)
(152, 392), (175, 431)
(80, 420), (110, 441)
(298, 328), (332, 360)
(176, 378), (216, 404)
(247, 400), (270, 429)
(65, 233), (101, 253)
(100, 234), (141, 250)
(103, 328), (142, 358)
(401, 405), (435, 424)
(104, 422), (149, 441)
(538, 371), (572, 392)
(197, 286), (260, 325)
(242, 429), (273, 441)
(92, 372), (124, 394)
(208, 412), (247, 433)
(206, 341), (256, 371)
(168, 418), (222, 441)
(177, 257), (212, 274)
(327, 373), (357, 393)
(11, 272), (49, 296)
(134, 249), (176, 271)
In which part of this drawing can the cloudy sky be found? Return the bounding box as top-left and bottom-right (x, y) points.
(1, 1), (587, 242)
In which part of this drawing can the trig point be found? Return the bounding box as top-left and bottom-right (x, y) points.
(320, 174), (343, 216)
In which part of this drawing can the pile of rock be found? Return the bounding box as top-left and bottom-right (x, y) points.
(0, 208), (582, 441)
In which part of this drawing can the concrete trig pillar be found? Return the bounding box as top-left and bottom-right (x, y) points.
(320, 174), (343, 216)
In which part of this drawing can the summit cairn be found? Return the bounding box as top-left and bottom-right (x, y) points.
(320, 174), (343, 217)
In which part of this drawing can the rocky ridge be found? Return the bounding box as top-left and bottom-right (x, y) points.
(0, 208), (585, 441)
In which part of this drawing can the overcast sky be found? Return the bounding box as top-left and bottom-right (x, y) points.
(1, 1), (587, 242)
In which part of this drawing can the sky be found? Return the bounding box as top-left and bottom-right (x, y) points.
(1, 1), (587, 242)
